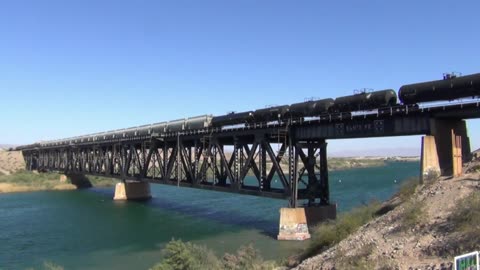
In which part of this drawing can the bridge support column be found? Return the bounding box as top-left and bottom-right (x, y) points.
(429, 119), (471, 176)
(420, 136), (440, 183)
(278, 137), (336, 241)
(113, 181), (151, 201)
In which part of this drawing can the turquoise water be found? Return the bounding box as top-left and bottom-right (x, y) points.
(0, 161), (419, 269)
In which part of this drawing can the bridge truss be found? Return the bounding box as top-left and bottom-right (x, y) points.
(23, 126), (329, 207)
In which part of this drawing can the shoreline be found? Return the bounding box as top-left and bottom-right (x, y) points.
(0, 182), (77, 194)
(0, 171), (116, 195)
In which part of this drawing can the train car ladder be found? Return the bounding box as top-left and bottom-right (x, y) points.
(276, 122), (289, 152)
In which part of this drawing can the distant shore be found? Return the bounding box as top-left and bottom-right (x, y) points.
(331, 156), (419, 170)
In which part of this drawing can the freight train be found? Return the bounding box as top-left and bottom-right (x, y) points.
(21, 72), (480, 148)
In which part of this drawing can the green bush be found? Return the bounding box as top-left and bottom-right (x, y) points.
(222, 244), (275, 270)
(151, 240), (275, 270)
(150, 239), (221, 270)
(304, 201), (381, 257)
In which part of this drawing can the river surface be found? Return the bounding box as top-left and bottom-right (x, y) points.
(0, 161), (419, 270)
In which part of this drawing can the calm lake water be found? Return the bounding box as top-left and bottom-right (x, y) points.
(0, 161), (419, 270)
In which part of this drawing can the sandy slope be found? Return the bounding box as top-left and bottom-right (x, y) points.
(0, 150), (25, 174)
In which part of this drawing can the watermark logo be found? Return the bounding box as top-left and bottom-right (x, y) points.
(455, 251), (479, 270)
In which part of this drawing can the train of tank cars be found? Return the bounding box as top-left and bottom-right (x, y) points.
(25, 72), (480, 147)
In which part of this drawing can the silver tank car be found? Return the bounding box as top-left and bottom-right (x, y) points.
(186, 115), (213, 129)
(167, 119), (186, 132)
(135, 124), (152, 136)
(150, 122), (167, 134)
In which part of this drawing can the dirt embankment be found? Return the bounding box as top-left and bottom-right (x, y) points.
(0, 149), (24, 175)
(0, 182), (76, 193)
(293, 161), (480, 270)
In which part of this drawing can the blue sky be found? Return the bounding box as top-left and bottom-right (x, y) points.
(1, 0), (479, 155)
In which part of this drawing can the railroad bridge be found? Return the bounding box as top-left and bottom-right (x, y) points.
(17, 101), (478, 240)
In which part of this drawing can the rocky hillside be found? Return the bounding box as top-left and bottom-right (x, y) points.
(294, 160), (480, 270)
(0, 149), (24, 175)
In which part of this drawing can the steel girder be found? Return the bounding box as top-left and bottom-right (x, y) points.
(22, 127), (329, 207)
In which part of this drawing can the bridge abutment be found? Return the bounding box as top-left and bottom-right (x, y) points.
(427, 119), (470, 176)
(420, 136), (441, 182)
(113, 181), (151, 201)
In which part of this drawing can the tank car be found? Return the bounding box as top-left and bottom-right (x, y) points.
(288, 98), (334, 117)
(186, 115), (213, 129)
(134, 124), (152, 136)
(123, 127), (140, 138)
(151, 122), (167, 134)
(92, 132), (105, 142)
(100, 130), (116, 141)
(211, 111), (254, 127)
(253, 105), (290, 122)
(111, 128), (126, 139)
(330, 89), (397, 113)
(399, 73), (480, 104)
(167, 119), (186, 132)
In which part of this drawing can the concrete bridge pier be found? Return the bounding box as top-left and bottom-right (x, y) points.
(113, 180), (151, 201)
(421, 119), (471, 181)
(277, 205), (337, 240)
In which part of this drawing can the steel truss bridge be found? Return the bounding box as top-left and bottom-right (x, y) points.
(20, 102), (480, 207)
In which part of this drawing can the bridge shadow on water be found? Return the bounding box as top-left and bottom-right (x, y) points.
(90, 184), (287, 239)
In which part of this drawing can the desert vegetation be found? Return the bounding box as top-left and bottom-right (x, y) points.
(150, 239), (275, 270)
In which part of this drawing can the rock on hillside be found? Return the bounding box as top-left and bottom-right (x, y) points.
(294, 160), (480, 270)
